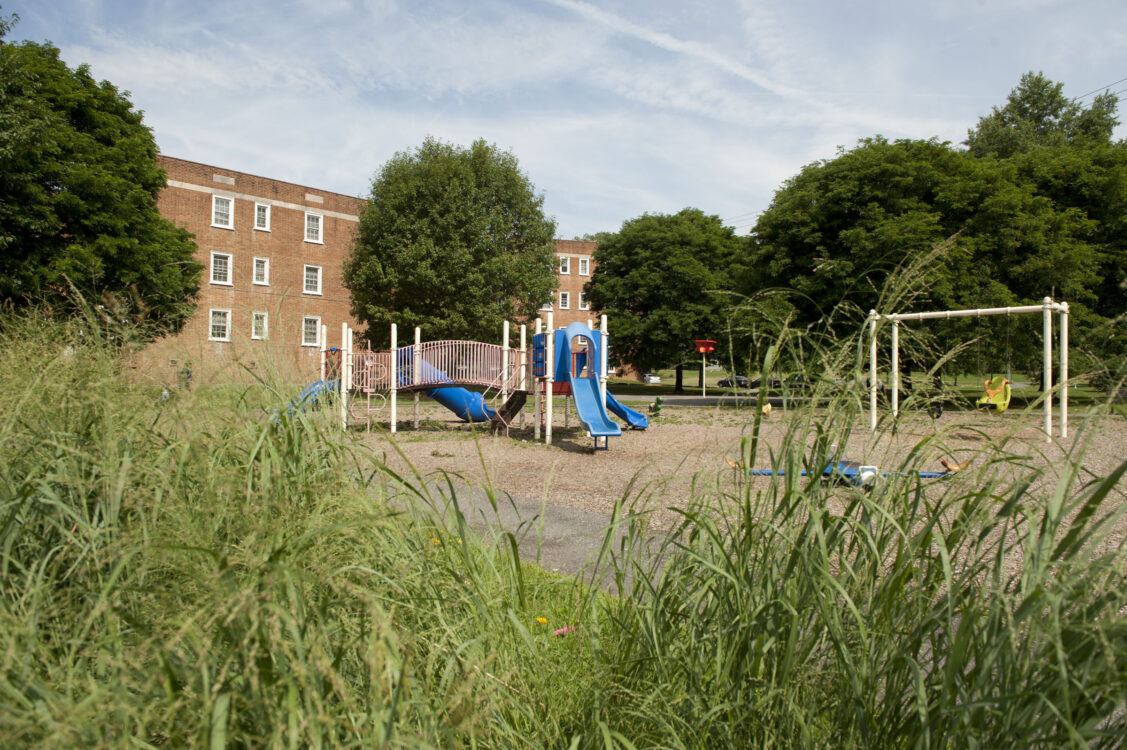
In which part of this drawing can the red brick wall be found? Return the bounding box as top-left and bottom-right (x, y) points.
(549, 240), (597, 329)
(141, 156), (364, 383)
(141, 156), (604, 384)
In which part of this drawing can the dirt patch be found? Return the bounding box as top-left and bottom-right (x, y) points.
(356, 400), (1127, 532)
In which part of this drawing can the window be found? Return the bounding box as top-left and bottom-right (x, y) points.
(210, 252), (232, 285)
(302, 316), (321, 347)
(254, 203), (270, 231)
(305, 213), (322, 243)
(303, 264), (322, 295)
(541, 298), (553, 311)
(559, 256), (570, 274)
(251, 311), (268, 340)
(579, 293), (589, 310)
(559, 291), (570, 309)
(208, 309), (231, 341)
(212, 195), (233, 229)
(253, 257), (270, 286)
(579, 257), (590, 276)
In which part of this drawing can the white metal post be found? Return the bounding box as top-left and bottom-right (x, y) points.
(891, 320), (899, 418)
(546, 312), (554, 446)
(413, 327), (421, 430)
(390, 323), (398, 434)
(869, 311), (878, 432)
(534, 317), (542, 441)
(340, 322), (349, 431)
(1060, 302), (1069, 439)
(1043, 297), (1052, 442)
(519, 324), (527, 428)
(319, 325), (327, 381)
(502, 320), (510, 406)
(600, 315), (608, 409)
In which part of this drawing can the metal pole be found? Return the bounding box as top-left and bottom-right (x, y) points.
(891, 319), (899, 418)
(519, 324), (527, 428)
(600, 314), (608, 409)
(340, 322), (349, 431)
(534, 318), (542, 441)
(319, 324), (327, 380)
(546, 312), (554, 446)
(1043, 297), (1052, 442)
(1060, 302), (1069, 439)
(869, 311), (878, 432)
(390, 323), (398, 434)
(413, 327), (421, 430)
(502, 320), (510, 406)
(702, 351), (707, 398)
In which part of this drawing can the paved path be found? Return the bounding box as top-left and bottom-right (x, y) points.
(389, 479), (651, 589)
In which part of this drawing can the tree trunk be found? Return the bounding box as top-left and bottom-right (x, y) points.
(675, 364), (684, 392)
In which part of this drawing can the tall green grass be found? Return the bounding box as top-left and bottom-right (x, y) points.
(1, 307), (1125, 748)
(0, 312), (603, 747)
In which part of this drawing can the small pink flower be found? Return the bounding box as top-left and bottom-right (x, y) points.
(553, 625), (575, 637)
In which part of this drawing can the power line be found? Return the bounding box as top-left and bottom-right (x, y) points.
(1074, 76), (1127, 101)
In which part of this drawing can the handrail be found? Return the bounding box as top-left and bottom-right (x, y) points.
(349, 340), (522, 394)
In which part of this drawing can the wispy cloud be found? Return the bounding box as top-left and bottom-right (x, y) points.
(9, 0), (1127, 237)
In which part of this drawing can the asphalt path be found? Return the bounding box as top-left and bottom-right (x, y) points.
(387, 479), (652, 590)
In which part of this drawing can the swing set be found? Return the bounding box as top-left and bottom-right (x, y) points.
(868, 297), (1070, 442)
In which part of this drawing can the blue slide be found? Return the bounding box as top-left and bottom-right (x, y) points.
(606, 390), (648, 430)
(396, 347), (496, 423)
(561, 322), (622, 438)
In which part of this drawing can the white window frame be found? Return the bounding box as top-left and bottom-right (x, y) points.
(254, 202), (271, 231)
(304, 212), (323, 244)
(579, 292), (589, 311)
(208, 308), (231, 342)
(541, 298), (553, 311)
(559, 291), (570, 310)
(210, 251), (232, 286)
(559, 256), (570, 274)
(211, 195), (233, 229)
(251, 311), (268, 340)
(579, 257), (590, 276)
(303, 264), (322, 295)
(302, 316), (321, 347)
(253, 257), (270, 286)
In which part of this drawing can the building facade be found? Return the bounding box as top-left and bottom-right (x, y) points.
(146, 156), (597, 382)
(542, 239), (597, 330)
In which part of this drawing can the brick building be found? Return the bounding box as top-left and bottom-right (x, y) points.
(144, 156), (597, 382)
(542, 239), (597, 330)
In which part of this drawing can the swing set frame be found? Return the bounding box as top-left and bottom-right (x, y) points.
(868, 297), (1070, 443)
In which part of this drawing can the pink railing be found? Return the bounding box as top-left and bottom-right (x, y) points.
(350, 341), (521, 394)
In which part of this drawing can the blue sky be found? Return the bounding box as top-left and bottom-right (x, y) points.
(8, 0), (1127, 237)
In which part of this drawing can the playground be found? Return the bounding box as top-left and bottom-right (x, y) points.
(285, 299), (1125, 538)
(365, 398), (1127, 537)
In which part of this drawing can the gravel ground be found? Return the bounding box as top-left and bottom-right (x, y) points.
(357, 399), (1127, 534)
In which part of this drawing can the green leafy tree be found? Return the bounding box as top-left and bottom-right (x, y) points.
(584, 209), (744, 390)
(344, 137), (557, 346)
(967, 72), (1126, 381)
(0, 18), (201, 337)
(966, 71), (1119, 158)
(743, 136), (1102, 377)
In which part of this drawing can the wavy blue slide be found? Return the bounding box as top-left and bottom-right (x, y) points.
(606, 390), (648, 430)
(395, 348), (496, 422)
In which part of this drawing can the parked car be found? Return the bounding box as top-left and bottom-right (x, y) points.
(747, 377), (783, 390)
(717, 375), (751, 388)
(643, 373), (661, 384)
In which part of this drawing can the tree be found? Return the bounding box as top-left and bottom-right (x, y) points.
(967, 72), (1127, 378)
(0, 18), (201, 337)
(584, 209), (744, 390)
(966, 71), (1119, 159)
(743, 136), (1102, 376)
(344, 137), (557, 346)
